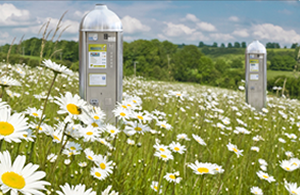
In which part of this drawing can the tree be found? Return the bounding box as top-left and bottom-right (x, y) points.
(227, 43), (233, 48)
(291, 43), (298, 49)
(215, 59), (230, 73)
(241, 42), (246, 48)
(220, 43), (225, 48)
(212, 42), (218, 47)
(230, 58), (243, 69)
(198, 56), (216, 84)
(198, 41), (205, 48)
(234, 42), (241, 48)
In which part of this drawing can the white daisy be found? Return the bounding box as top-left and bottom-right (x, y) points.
(42, 59), (73, 75)
(0, 150), (50, 195)
(188, 161), (218, 175)
(256, 171), (275, 183)
(250, 186), (263, 195)
(54, 92), (88, 120)
(163, 172), (182, 184)
(168, 141), (186, 154)
(192, 134), (207, 146)
(90, 167), (108, 181)
(285, 181), (300, 195)
(94, 154), (114, 176)
(227, 142), (243, 157)
(101, 185), (119, 195)
(0, 107), (28, 143)
(56, 183), (96, 195)
(81, 125), (100, 142)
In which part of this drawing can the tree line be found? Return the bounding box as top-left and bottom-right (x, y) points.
(0, 38), (300, 97)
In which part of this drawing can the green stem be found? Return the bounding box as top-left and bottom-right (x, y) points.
(0, 139), (3, 151)
(157, 162), (166, 195)
(36, 72), (58, 136)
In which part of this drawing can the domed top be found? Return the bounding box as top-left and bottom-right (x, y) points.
(246, 40), (266, 54)
(80, 4), (122, 32)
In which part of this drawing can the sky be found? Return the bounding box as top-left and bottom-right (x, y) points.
(0, 0), (300, 48)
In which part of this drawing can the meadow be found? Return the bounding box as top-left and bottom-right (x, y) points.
(1, 60), (300, 195)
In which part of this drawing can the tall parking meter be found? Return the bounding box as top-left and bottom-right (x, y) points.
(245, 40), (267, 111)
(79, 4), (123, 123)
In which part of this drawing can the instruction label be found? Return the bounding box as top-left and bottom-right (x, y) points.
(249, 59), (259, 72)
(250, 74), (259, 80)
(88, 44), (107, 69)
(89, 73), (106, 86)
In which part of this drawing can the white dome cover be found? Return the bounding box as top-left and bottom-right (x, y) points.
(246, 40), (266, 54)
(80, 4), (122, 32)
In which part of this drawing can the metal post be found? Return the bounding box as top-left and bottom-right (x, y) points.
(134, 61), (138, 77)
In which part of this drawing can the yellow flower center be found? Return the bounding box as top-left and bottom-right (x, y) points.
(176, 93), (181, 96)
(137, 115), (143, 120)
(233, 148), (238, 153)
(292, 191), (297, 194)
(263, 175), (269, 179)
(0, 122), (14, 136)
(127, 104), (132, 107)
(91, 122), (98, 127)
(95, 172), (101, 177)
(100, 163), (106, 170)
(66, 104), (81, 115)
(154, 186), (158, 190)
(169, 175), (175, 180)
(133, 100), (137, 103)
(69, 152), (73, 156)
(285, 167), (290, 171)
(197, 167), (209, 173)
(161, 124), (166, 128)
(32, 113), (38, 117)
(53, 135), (60, 141)
(120, 112), (126, 117)
(135, 127), (142, 131)
(122, 105), (127, 109)
(86, 132), (93, 136)
(110, 130), (115, 134)
(93, 116), (100, 120)
(174, 147), (180, 151)
(2, 172), (25, 189)
(161, 154), (167, 158)
(70, 147), (76, 150)
(23, 134), (27, 138)
(293, 162), (298, 166)
(88, 156), (93, 160)
(159, 148), (165, 152)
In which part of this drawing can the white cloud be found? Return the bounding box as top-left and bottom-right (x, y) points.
(229, 16), (239, 22)
(210, 33), (234, 41)
(252, 23), (300, 44)
(278, 9), (292, 15)
(121, 15), (151, 34)
(232, 29), (249, 37)
(162, 22), (195, 37)
(0, 3), (37, 26)
(196, 22), (217, 32)
(124, 36), (136, 42)
(181, 14), (199, 22)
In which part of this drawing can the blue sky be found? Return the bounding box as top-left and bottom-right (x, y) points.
(0, 1), (299, 47)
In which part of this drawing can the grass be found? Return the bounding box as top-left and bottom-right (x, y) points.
(1, 62), (300, 194)
(267, 70), (299, 80)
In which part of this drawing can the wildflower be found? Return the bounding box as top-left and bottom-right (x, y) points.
(150, 181), (162, 194)
(188, 161), (219, 175)
(94, 155), (114, 176)
(227, 142), (243, 157)
(285, 181), (300, 195)
(54, 92), (88, 120)
(104, 124), (121, 137)
(124, 121), (150, 135)
(56, 183), (96, 195)
(24, 107), (43, 118)
(101, 185), (119, 195)
(169, 141), (186, 154)
(250, 186), (263, 195)
(176, 133), (190, 141)
(0, 107), (28, 143)
(280, 160), (298, 172)
(84, 148), (96, 161)
(0, 150), (50, 195)
(163, 172), (182, 183)
(81, 125), (100, 142)
(0, 75), (21, 86)
(251, 146), (260, 152)
(256, 171), (275, 183)
(154, 150), (173, 161)
(156, 121), (172, 130)
(112, 107), (131, 121)
(91, 167), (108, 180)
(42, 59), (73, 75)
(192, 134), (207, 146)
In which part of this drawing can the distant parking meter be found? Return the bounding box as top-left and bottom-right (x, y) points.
(79, 4), (123, 123)
(245, 40), (267, 111)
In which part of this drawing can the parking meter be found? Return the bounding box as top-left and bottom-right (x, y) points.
(245, 40), (267, 111)
(79, 4), (123, 123)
